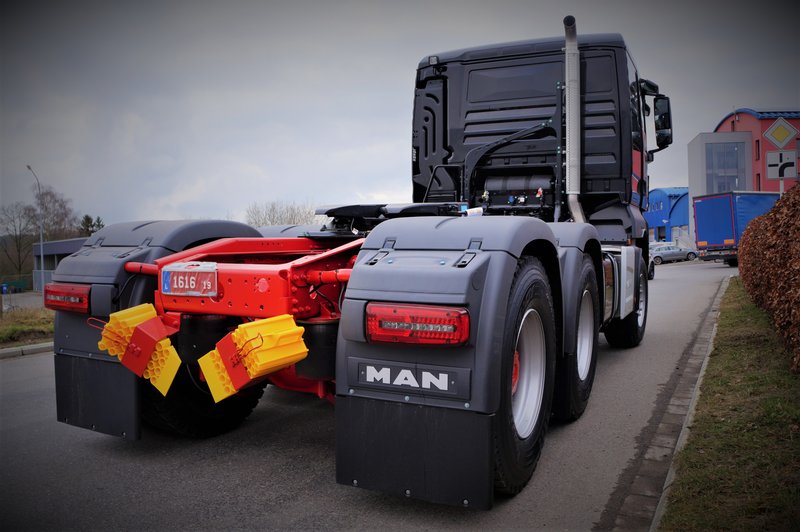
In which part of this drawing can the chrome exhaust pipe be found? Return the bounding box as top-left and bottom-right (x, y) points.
(564, 16), (586, 224)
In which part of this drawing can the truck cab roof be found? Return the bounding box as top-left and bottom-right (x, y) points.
(418, 33), (625, 67)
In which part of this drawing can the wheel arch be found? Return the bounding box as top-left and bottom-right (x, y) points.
(51, 219), (264, 440)
(547, 223), (603, 357)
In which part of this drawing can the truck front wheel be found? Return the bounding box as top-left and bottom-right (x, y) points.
(603, 253), (648, 348)
(493, 257), (556, 495)
(553, 254), (599, 421)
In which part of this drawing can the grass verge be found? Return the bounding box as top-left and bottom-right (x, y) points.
(659, 277), (800, 530)
(0, 307), (54, 347)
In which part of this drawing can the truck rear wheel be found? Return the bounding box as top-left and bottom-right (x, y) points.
(133, 298), (266, 438)
(603, 253), (648, 348)
(553, 254), (599, 421)
(493, 257), (556, 495)
(141, 363), (265, 438)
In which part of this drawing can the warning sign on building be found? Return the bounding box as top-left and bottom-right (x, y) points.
(764, 118), (798, 149)
(766, 150), (797, 180)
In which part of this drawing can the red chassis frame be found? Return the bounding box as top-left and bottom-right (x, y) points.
(125, 237), (361, 320)
(123, 236), (363, 399)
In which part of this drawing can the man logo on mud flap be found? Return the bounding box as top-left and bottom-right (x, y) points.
(351, 359), (470, 399)
(365, 365), (450, 391)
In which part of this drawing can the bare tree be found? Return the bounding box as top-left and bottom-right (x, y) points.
(245, 201), (316, 227)
(33, 184), (80, 240)
(0, 202), (37, 275)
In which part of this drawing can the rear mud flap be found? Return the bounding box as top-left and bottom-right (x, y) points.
(336, 396), (493, 509)
(54, 353), (140, 439)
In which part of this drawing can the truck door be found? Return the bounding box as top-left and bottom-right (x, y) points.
(628, 53), (646, 209)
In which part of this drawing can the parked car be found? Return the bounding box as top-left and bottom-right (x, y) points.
(651, 244), (697, 265)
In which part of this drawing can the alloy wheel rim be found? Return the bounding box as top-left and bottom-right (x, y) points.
(512, 309), (546, 439)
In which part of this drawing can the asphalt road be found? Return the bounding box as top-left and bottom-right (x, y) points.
(0, 260), (735, 530)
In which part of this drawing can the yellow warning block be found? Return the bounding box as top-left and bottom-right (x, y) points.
(196, 315), (308, 403)
(198, 348), (237, 403)
(142, 340), (182, 396)
(98, 304), (157, 359)
(97, 303), (181, 396)
(232, 315), (308, 379)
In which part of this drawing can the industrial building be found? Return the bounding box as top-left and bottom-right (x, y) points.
(687, 108), (799, 242)
(644, 187), (690, 246)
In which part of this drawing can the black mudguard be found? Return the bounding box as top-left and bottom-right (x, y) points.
(336, 396), (493, 509)
(52, 220), (260, 439)
(335, 215), (561, 508)
(549, 223), (602, 356)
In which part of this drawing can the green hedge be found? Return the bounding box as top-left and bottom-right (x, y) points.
(739, 185), (800, 372)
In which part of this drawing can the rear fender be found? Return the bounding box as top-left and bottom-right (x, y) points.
(335, 215), (561, 508)
(338, 215), (561, 413)
(52, 219), (261, 439)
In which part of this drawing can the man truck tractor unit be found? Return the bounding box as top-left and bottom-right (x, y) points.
(46, 18), (672, 509)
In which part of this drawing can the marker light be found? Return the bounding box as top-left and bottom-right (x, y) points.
(366, 303), (469, 345)
(44, 283), (90, 313)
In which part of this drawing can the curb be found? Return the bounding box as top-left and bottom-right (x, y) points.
(0, 341), (54, 360)
(601, 272), (732, 530)
(648, 274), (731, 531)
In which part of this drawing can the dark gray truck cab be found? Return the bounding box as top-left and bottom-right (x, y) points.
(412, 32), (649, 239)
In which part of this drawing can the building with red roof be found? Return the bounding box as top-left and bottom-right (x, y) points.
(687, 109), (798, 242)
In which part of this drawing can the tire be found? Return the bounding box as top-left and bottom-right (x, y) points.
(603, 253), (648, 348)
(648, 260), (655, 280)
(653, 256), (663, 265)
(553, 254), (599, 421)
(131, 282), (266, 438)
(493, 257), (557, 495)
(726, 258), (738, 267)
(141, 362), (266, 438)
(687, 252), (697, 261)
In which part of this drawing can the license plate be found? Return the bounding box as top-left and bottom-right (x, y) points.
(162, 262), (218, 297)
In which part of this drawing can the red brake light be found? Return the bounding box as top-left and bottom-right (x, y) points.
(44, 283), (91, 313)
(366, 303), (469, 346)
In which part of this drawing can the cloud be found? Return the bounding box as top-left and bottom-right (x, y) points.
(2, 0), (797, 224)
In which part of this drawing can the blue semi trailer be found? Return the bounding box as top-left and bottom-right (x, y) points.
(693, 191), (780, 267)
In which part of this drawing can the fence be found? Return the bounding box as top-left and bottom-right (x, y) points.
(0, 273), (33, 294)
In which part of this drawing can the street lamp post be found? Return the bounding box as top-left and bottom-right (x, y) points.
(26, 165), (46, 298)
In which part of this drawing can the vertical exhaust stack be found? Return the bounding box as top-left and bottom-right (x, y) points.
(564, 15), (587, 224)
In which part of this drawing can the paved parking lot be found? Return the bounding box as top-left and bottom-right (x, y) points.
(1, 291), (43, 312)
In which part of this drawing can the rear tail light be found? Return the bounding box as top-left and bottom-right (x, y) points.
(44, 283), (91, 313)
(366, 303), (469, 346)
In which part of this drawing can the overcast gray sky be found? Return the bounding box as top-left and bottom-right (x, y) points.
(2, 0), (798, 224)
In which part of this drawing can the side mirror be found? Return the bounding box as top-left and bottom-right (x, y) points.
(639, 78), (659, 96)
(653, 95), (673, 150)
